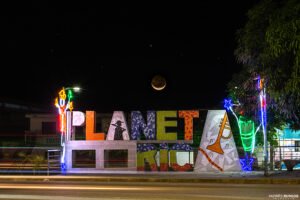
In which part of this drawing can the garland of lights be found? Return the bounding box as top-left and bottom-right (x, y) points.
(224, 75), (267, 171)
(224, 99), (256, 153)
(224, 99), (256, 171)
(54, 88), (74, 173)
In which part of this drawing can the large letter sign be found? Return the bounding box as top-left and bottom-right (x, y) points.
(63, 109), (241, 173)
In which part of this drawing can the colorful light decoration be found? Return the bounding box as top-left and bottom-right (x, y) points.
(225, 99), (262, 154)
(54, 87), (74, 173)
(224, 98), (258, 171)
(239, 153), (255, 171)
(257, 76), (268, 173)
(238, 117), (255, 153)
(224, 99), (239, 122)
(224, 75), (268, 173)
(224, 99), (233, 111)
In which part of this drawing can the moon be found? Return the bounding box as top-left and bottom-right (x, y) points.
(151, 75), (166, 91)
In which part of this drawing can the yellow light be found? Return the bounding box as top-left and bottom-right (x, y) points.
(54, 98), (58, 107)
(69, 101), (74, 111)
(59, 88), (67, 100)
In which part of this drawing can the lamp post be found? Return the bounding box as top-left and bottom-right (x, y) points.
(54, 86), (80, 173)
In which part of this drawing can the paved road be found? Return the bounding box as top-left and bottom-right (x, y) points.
(0, 181), (299, 200)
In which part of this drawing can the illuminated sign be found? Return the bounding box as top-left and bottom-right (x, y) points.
(64, 109), (241, 172)
(67, 110), (200, 142)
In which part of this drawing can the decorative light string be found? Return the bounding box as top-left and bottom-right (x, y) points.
(54, 88), (74, 173)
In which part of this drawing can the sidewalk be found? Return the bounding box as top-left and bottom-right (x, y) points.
(0, 170), (299, 184)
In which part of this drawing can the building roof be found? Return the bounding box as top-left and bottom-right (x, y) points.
(278, 128), (300, 139)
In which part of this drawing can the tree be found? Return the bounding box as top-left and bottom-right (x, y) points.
(227, 66), (284, 147)
(233, 0), (300, 129)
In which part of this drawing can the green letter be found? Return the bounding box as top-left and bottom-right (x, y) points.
(156, 111), (177, 140)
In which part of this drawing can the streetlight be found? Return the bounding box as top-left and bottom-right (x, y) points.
(67, 86), (81, 93)
(54, 86), (80, 173)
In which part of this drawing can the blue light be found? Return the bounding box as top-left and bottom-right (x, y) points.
(239, 153), (254, 171)
(61, 163), (67, 175)
(224, 99), (233, 111)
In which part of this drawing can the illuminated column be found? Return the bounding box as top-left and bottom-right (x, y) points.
(258, 76), (268, 175)
(54, 87), (74, 173)
(66, 111), (72, 141)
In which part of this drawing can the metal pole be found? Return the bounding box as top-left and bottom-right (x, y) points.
(47, 150), (49, 176)
(279, 136), (282, 170)
(262, 86), (268, 176)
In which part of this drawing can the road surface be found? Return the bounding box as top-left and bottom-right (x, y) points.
(0, 181), (298, 200)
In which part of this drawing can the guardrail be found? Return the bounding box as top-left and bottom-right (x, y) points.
(0, 147), (60, 174)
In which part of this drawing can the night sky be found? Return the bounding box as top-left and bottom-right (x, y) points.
(1, 2), (259, 112)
